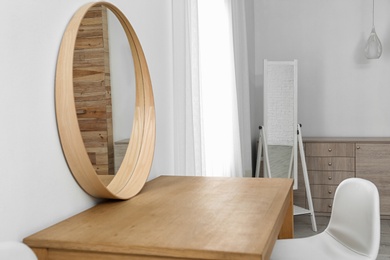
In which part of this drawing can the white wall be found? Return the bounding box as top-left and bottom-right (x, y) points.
(254, 0), (390, 138)
(0, 0), (174, 242)
(108, 10), (136, 142)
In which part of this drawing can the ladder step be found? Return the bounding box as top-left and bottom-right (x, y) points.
(293, 205), (312, 216)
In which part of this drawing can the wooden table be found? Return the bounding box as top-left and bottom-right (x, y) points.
(24, 176), (293, 260)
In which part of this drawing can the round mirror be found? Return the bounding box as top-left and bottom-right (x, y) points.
(56, 2), (155, 199)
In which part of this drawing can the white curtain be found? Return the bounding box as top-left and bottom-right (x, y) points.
(230, 0), (253, 178)
(172, 0), (252, 177)
(172, 0), (204, 176)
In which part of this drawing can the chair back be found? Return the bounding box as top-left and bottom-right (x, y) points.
(326, 178), (380, 259)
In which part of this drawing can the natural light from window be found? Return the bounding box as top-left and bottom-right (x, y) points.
(198, 0), (241, 177)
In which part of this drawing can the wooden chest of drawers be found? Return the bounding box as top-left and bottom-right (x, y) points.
(266, 137), (390, 219)
(305, 142), (355, 214)
(282, 137), (390, 217)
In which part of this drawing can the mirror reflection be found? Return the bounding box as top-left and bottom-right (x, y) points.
(73, 5), (135, 178)
(263, 61), (297, 181)
(267, 145), (293, 178)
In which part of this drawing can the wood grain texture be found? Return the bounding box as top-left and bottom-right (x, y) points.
(24, 176), (293, 260)
(306, 157), (355, 171)
(308, 171), (354, 185)
(305, 143), (355, 157)
(303, 137), (390, 143)
(73, 5), (115, 175)
(312, 198), (334, 213)
(356, 143), (390, 215)
(310, 184), (338, 199)
(30, 248), (47, 260)
(298, 137), (390, 216)
(278, 186), (294, 240)
(294, 139), (356, 215)
(55, 2), (155, 199)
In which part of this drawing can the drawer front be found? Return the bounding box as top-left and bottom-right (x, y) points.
(313, 198), (334, 213)
(308, 171), (354, 185)
(310, 185), (337, 199)
(356, 143), (390, 216)
(305, 143), (355, 157)
(306, 157), (355, 171)
(353, 174), (390, 216)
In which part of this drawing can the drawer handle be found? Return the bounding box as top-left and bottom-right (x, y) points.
(328, 148), (332, 152)
(328, 204), (332, 208)
(328, 190), (332, 194)
(328, 176), (332, 180)
(328, 162), (332, 166)
(356, 146), (360, 150)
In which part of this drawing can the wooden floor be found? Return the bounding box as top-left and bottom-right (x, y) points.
(294, 215), (390, 259)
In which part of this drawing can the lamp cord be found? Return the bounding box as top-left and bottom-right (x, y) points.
(372, 0), (375, 28)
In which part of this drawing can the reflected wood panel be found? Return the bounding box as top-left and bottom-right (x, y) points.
(73, 5), (114, 175)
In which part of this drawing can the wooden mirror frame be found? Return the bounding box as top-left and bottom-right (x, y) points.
(56, 2), (155, 199)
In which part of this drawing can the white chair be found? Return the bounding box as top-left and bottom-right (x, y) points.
(0, 241), (37, 260)
(271, 178), (380, 260)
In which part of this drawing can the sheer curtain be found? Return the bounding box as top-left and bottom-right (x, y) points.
(230, 0), (253, 178)
(172, 0), (251, 177)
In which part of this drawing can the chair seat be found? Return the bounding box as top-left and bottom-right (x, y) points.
(271, 231), (372, 260)
(0, 241), (37, 260)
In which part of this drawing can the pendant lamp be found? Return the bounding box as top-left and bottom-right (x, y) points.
(365, 0), (382, 59)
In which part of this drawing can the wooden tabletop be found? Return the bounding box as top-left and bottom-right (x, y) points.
(24, 176), (293, 260)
